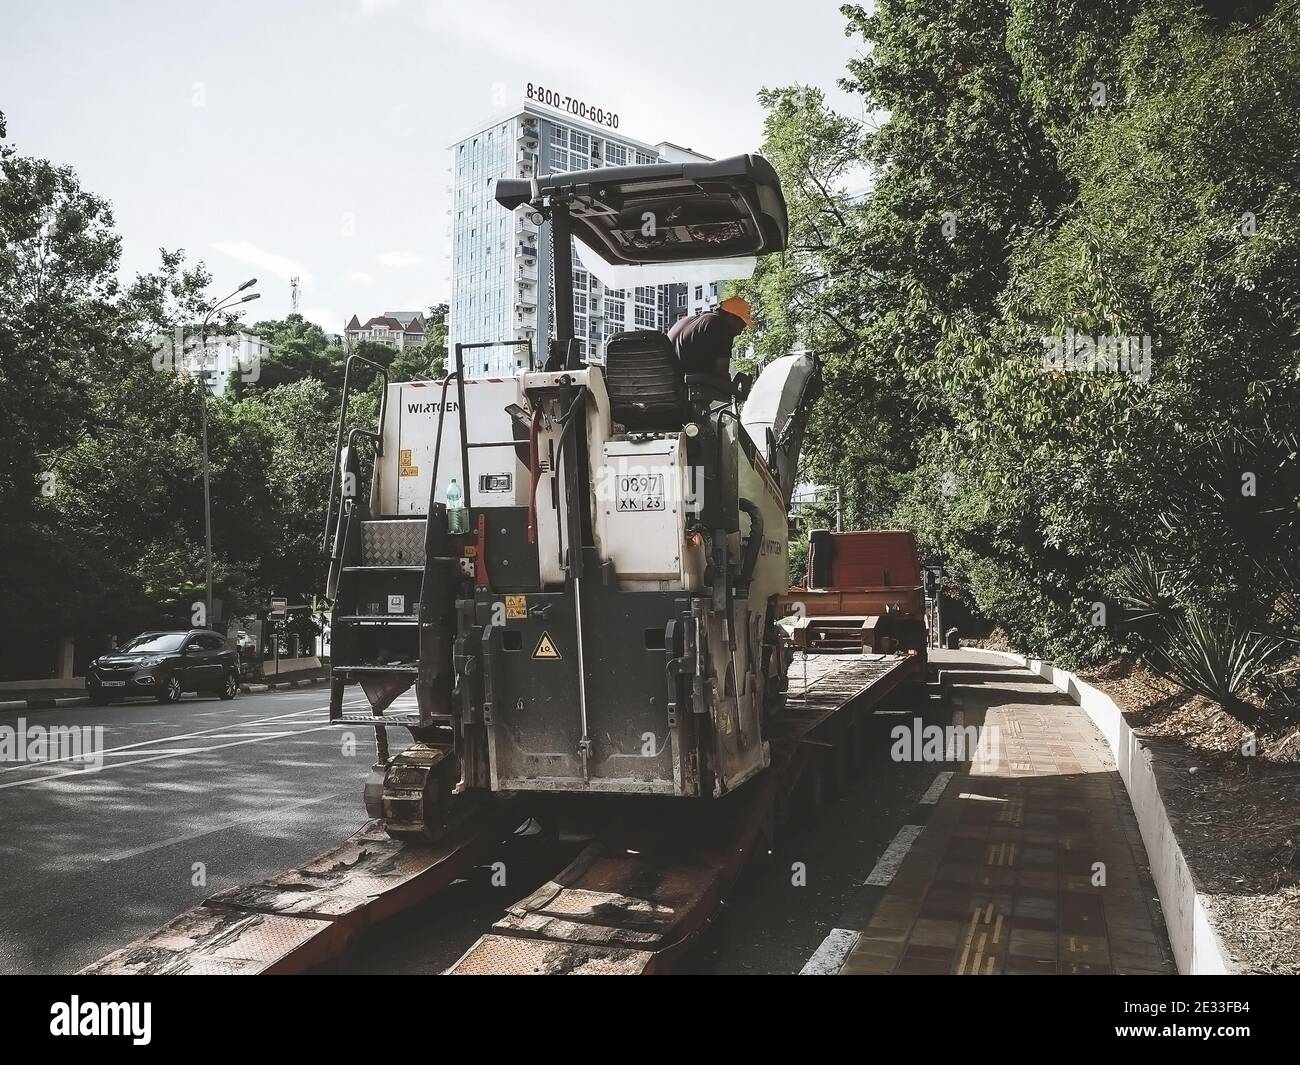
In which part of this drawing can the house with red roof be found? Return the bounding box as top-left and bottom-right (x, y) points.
(345, 310), (426, 352)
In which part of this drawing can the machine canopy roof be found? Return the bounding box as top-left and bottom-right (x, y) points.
(494, 154), (788, 266)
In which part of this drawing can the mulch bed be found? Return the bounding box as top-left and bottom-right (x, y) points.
(1076, 658), (1300, 974)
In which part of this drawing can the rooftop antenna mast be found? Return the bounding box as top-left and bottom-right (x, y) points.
(290, 276), (301, 314)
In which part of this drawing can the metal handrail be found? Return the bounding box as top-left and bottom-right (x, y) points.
(323, 354), (389, 552)
(452, 339), (534, 511)
(426, 371), (461, 515)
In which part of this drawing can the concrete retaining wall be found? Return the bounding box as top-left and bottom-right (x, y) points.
(983, 649), (1233, 975)
(260, 655), (322, 677)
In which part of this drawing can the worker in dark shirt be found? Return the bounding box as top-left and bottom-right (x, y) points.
(667, 296), (754, 378)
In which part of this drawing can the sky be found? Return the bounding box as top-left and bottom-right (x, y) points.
(0, 0), (868, 333)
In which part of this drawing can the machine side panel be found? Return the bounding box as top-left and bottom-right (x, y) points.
(481, 589), (691, 794)
(393, 379), (525, 516)
(595, 436), (687, 582)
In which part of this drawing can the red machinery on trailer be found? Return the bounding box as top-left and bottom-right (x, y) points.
(781, 529), (928, 669)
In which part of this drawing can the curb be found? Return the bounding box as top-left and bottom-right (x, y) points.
(980, 648), (1234, 975)
(239, 674), (330, 694)
(0, 695), (88, 713)
(3, 676), (331, 712)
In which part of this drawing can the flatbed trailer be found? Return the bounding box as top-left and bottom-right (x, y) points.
(83, 653), (915, 976)
(80, 803), (522, 975)
(446, 654), (911, 974)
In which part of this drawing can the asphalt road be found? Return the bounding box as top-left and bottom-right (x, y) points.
(0, 684), (379, 974)
(342, 660), (946, 975)
(0, 663), (945, 975)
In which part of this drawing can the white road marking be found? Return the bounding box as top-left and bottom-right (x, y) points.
(0, 725), (342, 791)
(865, 824), (924, 886)
(199, 732), (307, 740)
(99, 748), (203, 758)
(0, 700), (369, 775)
(99, 792), (346, 862)
(920, 771), (954, 805)
(799, 928), (861, 975)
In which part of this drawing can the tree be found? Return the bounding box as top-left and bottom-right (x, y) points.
(390, 302), (448, 382)
(236, 313), (343, 393)
(744, 2), (1300, 666)
(0, 115), (358, 668)
(0, 106), (122, 530)
(1, 111), (229, 651)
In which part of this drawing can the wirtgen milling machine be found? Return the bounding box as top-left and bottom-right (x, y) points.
(324, 155), (821, 840)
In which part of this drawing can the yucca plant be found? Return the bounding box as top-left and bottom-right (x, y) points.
(1111, 553), (1183, 655)
(1147, 610), (1285, 723)
(1113, 553), (1180, 626)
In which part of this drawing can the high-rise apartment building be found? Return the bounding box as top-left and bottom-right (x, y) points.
(449, 104), (719, 378)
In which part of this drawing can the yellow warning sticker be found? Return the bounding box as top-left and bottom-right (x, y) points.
(399, 449), (412, 466)
(506, 595), (527, 620)
(532, 631), (560, 659)
(399, 465), (419, 477)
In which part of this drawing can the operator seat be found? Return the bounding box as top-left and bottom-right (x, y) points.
(684, 372), (736, 408)
(603, 330), (688, 430)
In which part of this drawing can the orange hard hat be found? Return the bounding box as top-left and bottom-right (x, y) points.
(719, 295), (754, 329)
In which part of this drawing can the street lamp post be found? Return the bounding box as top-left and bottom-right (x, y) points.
(197, 279), (260, 625)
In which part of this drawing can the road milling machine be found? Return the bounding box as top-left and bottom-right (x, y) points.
(323, 154), (822, 840)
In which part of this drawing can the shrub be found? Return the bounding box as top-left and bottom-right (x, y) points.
(1147, 610), (1285, 723)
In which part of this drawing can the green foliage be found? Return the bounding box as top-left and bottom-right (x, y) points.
(0, 113), (398, 655)
(1147, 611), (1285, 722)
(383, 304), (448, 384)
(788, 532), (809, 587)
(1, 115), (123, 520)
(746, 3), (1300, 672)
(238, 313), (343, 393)
(1112, 554), (1181, 630)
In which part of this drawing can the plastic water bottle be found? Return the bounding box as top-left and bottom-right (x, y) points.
(445, 477), (468, 534)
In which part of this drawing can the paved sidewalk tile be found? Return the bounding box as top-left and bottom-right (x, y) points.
(840, 657), (1175, 975)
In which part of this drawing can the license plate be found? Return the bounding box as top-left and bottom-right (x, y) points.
(616, 474), (665, 512)
(101, 680), (126, 687)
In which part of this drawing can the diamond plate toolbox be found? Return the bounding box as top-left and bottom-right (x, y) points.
(361, 518), (427, 568)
